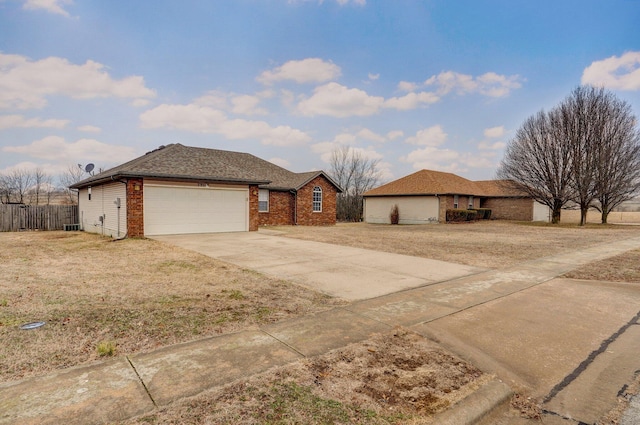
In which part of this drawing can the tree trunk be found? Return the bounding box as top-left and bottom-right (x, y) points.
(551, 206), (562, 224)
(601, 209), (609, 224)
(580, 207), (588, 226)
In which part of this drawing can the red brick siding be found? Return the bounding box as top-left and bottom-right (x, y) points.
(481, 197), (533, 221)
(258, 190), (295, 226)
(126, 178), (144, 237)
(296, 176), (337, 226)
(248, 185), (259, 231)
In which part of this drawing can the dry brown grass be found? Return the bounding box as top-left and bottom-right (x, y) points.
(270, 221), (640, 269)
(0, 231), (345, 382)
(122, 328), (488, 425)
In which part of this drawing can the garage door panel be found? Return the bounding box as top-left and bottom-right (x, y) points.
(144, 186), (248, 235)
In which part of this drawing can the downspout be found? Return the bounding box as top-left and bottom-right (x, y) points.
(112, 176), (129, 240)
(290, 189), (298, 225)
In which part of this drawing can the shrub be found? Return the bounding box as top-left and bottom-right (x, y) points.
(469, 208), (492, 220)
(390, 204), (400, 225)
(446, 209), (478, 222)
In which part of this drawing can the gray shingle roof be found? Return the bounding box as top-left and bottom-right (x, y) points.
(70, 144), (341, 192)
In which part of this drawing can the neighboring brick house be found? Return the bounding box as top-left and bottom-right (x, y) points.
(70, 144), (341, 238)
(363, 169), (550, 224)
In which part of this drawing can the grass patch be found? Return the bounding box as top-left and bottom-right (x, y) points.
(96, 341), (116, 357)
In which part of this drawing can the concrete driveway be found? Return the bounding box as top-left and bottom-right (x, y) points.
(151, 230), (485, 301)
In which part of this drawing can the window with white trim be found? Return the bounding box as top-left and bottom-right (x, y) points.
(468, 195), (474, 209)
(312, 186), (322, 212)
(453, 194), (459, 209)
(258, 189), (269, 212)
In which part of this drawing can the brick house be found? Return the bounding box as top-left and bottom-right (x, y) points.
(70, 144), (341, 238)
(363, 169), (550, 224)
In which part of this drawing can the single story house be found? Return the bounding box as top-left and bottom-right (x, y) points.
(70, 144), (341, 238)
(363, 169), (550, 224)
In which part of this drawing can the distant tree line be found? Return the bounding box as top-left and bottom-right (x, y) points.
(498, 86), (640, 225)
(0, 165), (87, 205)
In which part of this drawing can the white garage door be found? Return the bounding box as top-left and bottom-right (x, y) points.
(144, 185), (248, 235)
(365, 196), (439, 224)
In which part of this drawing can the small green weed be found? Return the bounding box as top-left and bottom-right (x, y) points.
(0, 299), (8, 307)
(96, 340), (116, 357)
(228, 290), (245, 300)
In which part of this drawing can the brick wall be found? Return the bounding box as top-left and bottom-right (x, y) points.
(258, 190), (295, 226)
(248, 185), (259, 231)
(296, 176), (337, 225)
(481, 197), (533, 221)
(126, 178), (144, 237)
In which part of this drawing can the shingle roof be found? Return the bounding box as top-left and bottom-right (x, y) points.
(364, 169), (482, 196)
(474, 180), (529, 197)
(363, 170), (527, 198)
(70, 144), (341, 192)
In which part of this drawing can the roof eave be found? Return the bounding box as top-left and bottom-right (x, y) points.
(70, 172), (270, 189)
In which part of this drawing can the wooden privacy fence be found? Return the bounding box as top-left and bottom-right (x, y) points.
(0, 204), (79, 232)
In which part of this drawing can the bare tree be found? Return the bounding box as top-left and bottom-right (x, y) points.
(497, 110), (574, 223)
(58, 165), (87, 205)
(592, 96), (640, 223)
(31, 167), (53, 206)
(559, 86), (606, 225)
(0, 169), (34, 204)
(330, 146), (382, 222)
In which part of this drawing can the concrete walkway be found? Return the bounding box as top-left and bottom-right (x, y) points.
(2, 234), (640, 425)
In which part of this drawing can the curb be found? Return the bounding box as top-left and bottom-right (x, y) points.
(433, 379), (513, 425)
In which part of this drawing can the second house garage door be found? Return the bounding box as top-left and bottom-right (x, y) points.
(144, 185), (248, 235)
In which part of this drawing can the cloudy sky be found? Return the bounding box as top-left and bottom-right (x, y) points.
(1, 0), (639, 184)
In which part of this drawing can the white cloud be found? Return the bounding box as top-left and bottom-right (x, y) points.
(397, 81), (418, 92)
(268, 157), (291, 168)
(422, 71), (523, 97)
(483, 125), (505, 138)
(383, 91), (439, 110)
(0, 114), (69, 129)
(23, 0), (72, 17)
(2, 136), (136, 164)
(582, 51), (640, 91)
(478, 141), (506, 150)
(297, 82), (384, 117)
(386, 130), (404, 140)
(335, 0), (366, 5)
(405, 125), (447, 146)
(230, 95), (268, 115)
(77, 125), (101, 133)
(257, 58), (341, 85)
(368, 73), (380, 81)
(0, 53), (156, 110)
(139, 103), (310, 146)
(401, 146), (460, 171)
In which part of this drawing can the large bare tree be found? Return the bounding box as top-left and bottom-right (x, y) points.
(498, 86), (640, 224)
(0, 169), (34, 204)
(330, 146), (382, 222)
(592, 96), (640, 223)
(497, 110), (574, 223)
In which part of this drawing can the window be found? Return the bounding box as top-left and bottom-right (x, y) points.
(312, 186), (322, 212)
(468, 195), (474, 209)
(258, 189), (269, 212)
(453, 194), (459, 209)
(88, 187), (92, 201)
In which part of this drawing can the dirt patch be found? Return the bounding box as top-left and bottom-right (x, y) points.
(0, 231), (346, 382)
(563, 249), (640, 282)
(121, 328), (488, 425)
(269, 221), (640, 268)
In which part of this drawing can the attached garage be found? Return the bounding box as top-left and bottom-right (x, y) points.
(365, 196), (439, 224)
(144, 185), (248, 236)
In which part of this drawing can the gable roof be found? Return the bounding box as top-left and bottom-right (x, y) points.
(364, 169), (482, 197)
(70, 144), (342, 192)
(474, 180), (529, 197)
(363, 170), (529, 198)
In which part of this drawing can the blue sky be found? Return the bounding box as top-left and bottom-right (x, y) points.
(1, 0), (639, 184)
